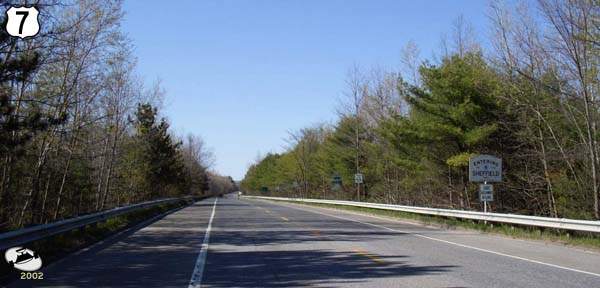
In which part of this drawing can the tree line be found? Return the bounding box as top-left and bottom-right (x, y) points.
(0, 1), (235, 232)
(241, 0), (600, 220)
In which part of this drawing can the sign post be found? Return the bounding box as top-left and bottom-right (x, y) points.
(469, 155), (502, 213)
(479, 183), (494, 213)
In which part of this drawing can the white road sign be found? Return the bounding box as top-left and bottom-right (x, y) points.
(354, 173), (363, 184)
(480, 184), (493, 193)
(5, 6), (40, 39)
(479, 184), (494, 202)
(469, 155), (502, 182)
(480, 193), (493, 202)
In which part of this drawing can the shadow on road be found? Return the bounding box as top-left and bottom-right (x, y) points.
(203, 249), (456, 287)
(10, 202), (214, 288)
(212, 229), (402, 246)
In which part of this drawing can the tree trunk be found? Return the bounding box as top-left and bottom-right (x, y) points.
(537, 114), (558, 217)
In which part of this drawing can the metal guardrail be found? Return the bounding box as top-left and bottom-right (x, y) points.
(0, 196), (204, 251)
(244, 196), (600, 233)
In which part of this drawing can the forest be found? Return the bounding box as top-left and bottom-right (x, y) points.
(241, 0), (600, 220)
(0, 1), (236, 232)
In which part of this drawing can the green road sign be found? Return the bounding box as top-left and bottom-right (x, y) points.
(332, 175), (342, 185)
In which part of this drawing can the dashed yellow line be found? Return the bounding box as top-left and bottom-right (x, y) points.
(256, 205), (288, 221)
(352, 248), (384, 264)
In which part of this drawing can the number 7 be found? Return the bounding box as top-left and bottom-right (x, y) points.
(16, 11), (29, 34)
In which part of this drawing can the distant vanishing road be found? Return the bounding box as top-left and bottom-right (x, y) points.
(10, 194), (600, 288)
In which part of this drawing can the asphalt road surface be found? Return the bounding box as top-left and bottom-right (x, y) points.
(9, 195), (600, 287)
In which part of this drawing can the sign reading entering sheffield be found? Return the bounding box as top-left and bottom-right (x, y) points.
(469, 154), (502, 182)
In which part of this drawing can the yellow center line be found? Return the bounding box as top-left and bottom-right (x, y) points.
(352, 248), (384, 264)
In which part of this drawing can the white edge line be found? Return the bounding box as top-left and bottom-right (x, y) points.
(262, 199), (600, 279)
(281, 200), (600, 256)
(188, 198), (218, 288)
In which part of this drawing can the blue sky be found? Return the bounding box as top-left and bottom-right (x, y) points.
(121, 0), (490, 180)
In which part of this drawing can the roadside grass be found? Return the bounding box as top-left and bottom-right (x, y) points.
(276, 200), (600, 251)
(1, 199), (191, 285)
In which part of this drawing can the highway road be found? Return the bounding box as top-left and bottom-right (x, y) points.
(9, 195), (600, 287)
